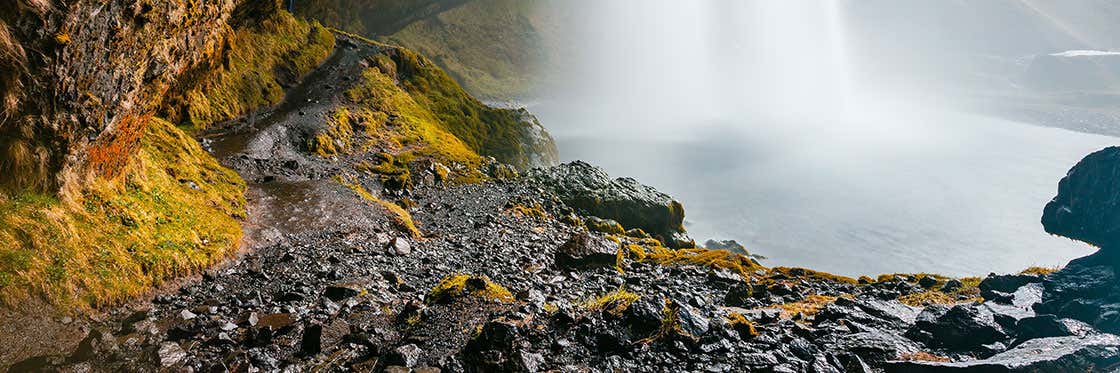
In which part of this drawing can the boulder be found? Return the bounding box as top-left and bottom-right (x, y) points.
(979, 274), (1042, 303)
(554, 233), (619, 270)
(1041, 147), (1120, 251)
(527, 161), (691, 247)
(906, 304), (1008, 351)
(885, 334), (1120, 373)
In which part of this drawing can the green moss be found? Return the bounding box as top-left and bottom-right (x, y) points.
(621, 239), (761, 279)
(725, 312), (759, 338)
(380, 0), (549, 100)
(881, 274), (984, 306)
(0, 118), (246, 308)
(426, 274), (514, 305)
(353, 46), (544, 170)
(580, 286), (640, 316)
(1020, 266), (1059, 275)
(585, 217), (625, 235)
(161, 11), (336, 130)
(769, 267), (859, 285)
(505, 203), (550, 220)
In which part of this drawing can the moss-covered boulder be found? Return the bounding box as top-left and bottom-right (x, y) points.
(528, 161), (692, 248)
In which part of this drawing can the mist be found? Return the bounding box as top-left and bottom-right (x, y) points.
(530, 0), (1120, 276)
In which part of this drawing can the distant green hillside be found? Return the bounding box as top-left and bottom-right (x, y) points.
(297, 0), (553, 100)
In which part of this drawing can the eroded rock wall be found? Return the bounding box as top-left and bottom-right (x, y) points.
(0, 0), (235, 193)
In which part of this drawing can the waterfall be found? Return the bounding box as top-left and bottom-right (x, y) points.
(551, 0), (857, 137)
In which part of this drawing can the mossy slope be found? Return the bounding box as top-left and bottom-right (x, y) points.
(160, 11), (335, 130)
(381, 0), (549, 99)
(0, 118), (246, 308)
(314, 40), (553, 172)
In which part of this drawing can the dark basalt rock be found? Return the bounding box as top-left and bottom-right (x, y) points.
(885, 334), (1120, 373)
(623, 297), (665, 337)
(979, 274), (1042, 303)
(907, 304), (1008, 351)
(704, 239), (751, 256)
(527, 161), (691, 247)
(1042, 146), (1120, 250)
(1013, 315), (1096, 343)
(1035, 251), (1120, 334)
(554, 232), (619, 270)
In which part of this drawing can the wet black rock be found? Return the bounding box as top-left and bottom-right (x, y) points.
(623, 297), (664, 337)
(941, 279), (963, 293)
(886, 334), (1120, 372)
(554, 233), (618, 270)
(907, 304), (1008, 351)
(675, 303), (711, 339)
(1014, 315), (1096, 342)
(323, 283), (362, 301)
(918, 276), (939, 289)
(527, 161), (690, 247)
(301, 323), (324, 355)
(1034, 251), (1120, 334)
(979, 274), (1042, 302)
(389, 344), (424, 368)
(1041, 146), (1120, 250)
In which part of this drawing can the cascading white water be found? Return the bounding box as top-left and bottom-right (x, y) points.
(536, 0), (1112, 276)
(710, 0), (853, 120)
(550, 0), (859, 137)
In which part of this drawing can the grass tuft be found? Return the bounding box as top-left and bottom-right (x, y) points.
(579, 286), (640, 316)
(426, 274), (514, 305)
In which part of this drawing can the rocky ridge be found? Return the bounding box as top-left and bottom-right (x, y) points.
(10, 36), (1120, 367)
(2, 4), (1120, 373)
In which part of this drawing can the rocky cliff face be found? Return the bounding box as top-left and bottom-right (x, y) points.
(1039, 146), (1120, 334)
(0, 0), (235, 193)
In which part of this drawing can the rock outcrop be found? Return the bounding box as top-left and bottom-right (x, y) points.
(0, 0), (236, 192)
(528, 161), (692, 247)
(1039, 146), (1120, 334)
(1042, 146), (1120, 251)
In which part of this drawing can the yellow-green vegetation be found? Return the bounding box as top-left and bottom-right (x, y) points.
(342, 52), (488, 178)
(725, 312), (759, 338)
(381, 0), (550, 99)
(0, 118), (245, 308)
(505, 203), (550, 220)
(774, 294), (839, 319)
(770, 267), (859, 285)
(1020, 266), (1060, 276)
(621, 239), (761, 279)
(425, 274), (514, 305)
(161, 11), (335, 129)
(334, 176), (422, 238)
(586, 217), (625, 235)
(347, 45), (545, 170)
(882, 274), (983, 307)
(579, 286), (640, 316)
